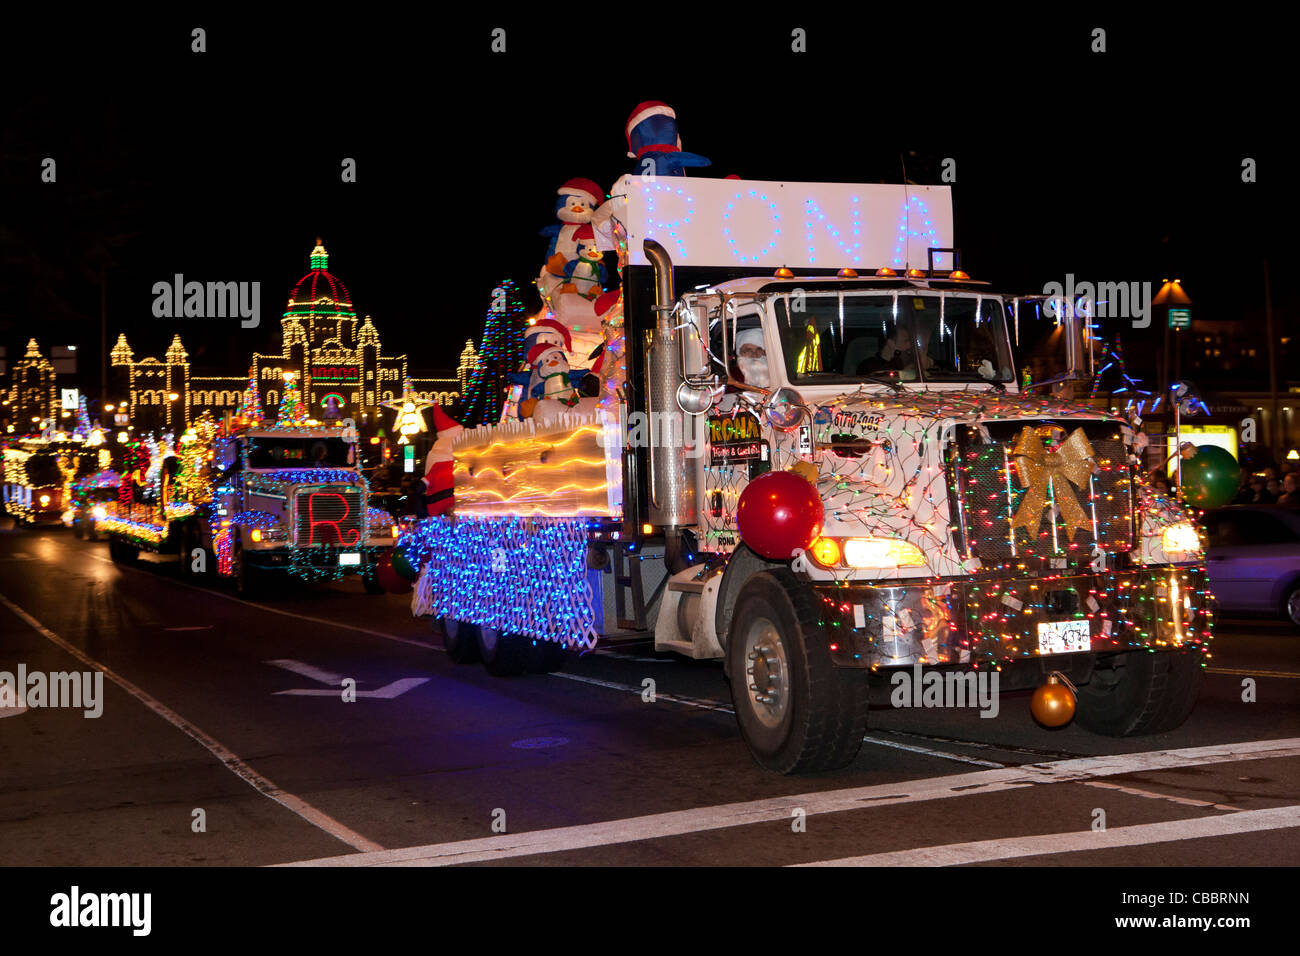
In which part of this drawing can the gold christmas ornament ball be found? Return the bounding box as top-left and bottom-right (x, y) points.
(1030, 674), (1076, 727)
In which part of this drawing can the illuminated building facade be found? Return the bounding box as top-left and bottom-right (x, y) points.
(3, 339), (58, 435)
(111, 241), (480, 431)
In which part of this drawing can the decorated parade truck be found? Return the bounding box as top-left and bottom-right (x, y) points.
(92, 397), (398, 595)
(2, 436), (99, 526)
(402, 114), (1212, 773)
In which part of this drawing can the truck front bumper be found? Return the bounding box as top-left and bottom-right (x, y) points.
(246, 544), (392, 577)
(814, 566), (1212, 670)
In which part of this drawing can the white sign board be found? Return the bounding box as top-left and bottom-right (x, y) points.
(61, 388), (79, 410)
(619, 176), (954, 271)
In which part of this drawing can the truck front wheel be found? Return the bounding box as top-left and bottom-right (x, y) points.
(726, 569), (871, 774)
(1075, 649), (1204, 736)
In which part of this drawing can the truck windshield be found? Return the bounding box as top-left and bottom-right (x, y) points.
(246, 437), (353, 470)
(774, 292), (1014, 385)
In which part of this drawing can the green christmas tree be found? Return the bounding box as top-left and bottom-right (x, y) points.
(462, 279), (528, 427)
(73, 396), (91, 437)
(276, 373), (309, 427)
(235, 367), (264, 426)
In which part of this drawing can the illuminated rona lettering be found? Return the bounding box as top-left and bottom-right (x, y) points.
(306, 492), (360, 545)
(803, 196), (862, 265)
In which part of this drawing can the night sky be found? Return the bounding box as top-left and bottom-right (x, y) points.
(3, 14), (1293, 397)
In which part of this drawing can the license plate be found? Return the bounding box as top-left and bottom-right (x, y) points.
(339, 553), (361, 566)
(1037, 619), (1091, 654)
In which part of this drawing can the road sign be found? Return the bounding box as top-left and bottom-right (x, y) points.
(60, 388), (79, 410)
(1168, 308), (1191, 329)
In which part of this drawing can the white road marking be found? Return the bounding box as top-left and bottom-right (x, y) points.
(1084, 779), (1242, 812)
(266, 659), (348, 685)
(796, 804), (1300, 867)
(277, 678), (430, 699)
(278, 737), (1300, 867)
(0, 592), (384, 853)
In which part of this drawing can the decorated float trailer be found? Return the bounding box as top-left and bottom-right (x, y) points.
(93, 411), (398, 595)
(2, 437), (99, 526)
(407, 173), (1212, 773)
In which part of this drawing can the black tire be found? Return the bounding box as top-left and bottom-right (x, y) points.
(109, 536), (138, 565)
(177, 524), (201, 579)
(1284, 585), (1300, 629)
(477, 626), (529, 677)
(726, 569), (870, 774)
(1075, 649), (1205, 736)
(362, 570), (386, 595)
(438, 617), (481, 664)
(233, 539), (264, 599)
(525, 638), (569, 674)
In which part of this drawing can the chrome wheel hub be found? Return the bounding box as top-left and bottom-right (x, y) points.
(743, 618), (789, 728)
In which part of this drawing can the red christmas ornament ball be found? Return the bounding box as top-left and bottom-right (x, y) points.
(375, 552), (412, 594)
(736, 470), (824, 559)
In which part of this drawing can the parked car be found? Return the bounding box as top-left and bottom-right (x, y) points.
(1202, 505), (1300, 627)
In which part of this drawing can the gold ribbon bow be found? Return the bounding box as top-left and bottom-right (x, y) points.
(1007, 426), (1096, 542)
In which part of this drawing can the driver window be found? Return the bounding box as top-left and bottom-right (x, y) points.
(732, 312), (771, 388)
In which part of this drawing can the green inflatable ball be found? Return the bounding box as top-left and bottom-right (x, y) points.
(1180, 445), (1241, 509)
(391, 546), (420, 581)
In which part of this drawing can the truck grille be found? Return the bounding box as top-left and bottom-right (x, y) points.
(294, 486), (364, 547)
(951, 420), (1133, 570)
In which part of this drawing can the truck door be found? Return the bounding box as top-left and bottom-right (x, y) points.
(1007, 294), (1094, 394)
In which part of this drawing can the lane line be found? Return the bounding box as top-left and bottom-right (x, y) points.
(277, 737), (1300, 867)
(552, 672), (735, 714)
(863, 735), (1005, 769)
(84, 552), (436, 649)
(0, 592), (384, 854)
(1208, 667), (1300, 680)
(1083, 780), (1242, 812)
(795, 804), (1300, 866)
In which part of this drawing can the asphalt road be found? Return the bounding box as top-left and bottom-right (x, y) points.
(2, 521), (1297, 867)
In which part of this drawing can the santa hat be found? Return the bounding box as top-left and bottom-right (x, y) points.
(626, 101), (676, 157)
(524, 317), (572, 352)
(527, 342), (565, 365)
(431, 405), (463, 434)
(558, 178), (603, 208)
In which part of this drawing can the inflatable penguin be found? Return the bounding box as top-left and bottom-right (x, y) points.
(540, 178), (604, 269)
(559, 225), (607, 300)
(624, 100), (711, 178)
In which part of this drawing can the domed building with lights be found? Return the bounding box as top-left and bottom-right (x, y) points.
(111, 240), (481, 432)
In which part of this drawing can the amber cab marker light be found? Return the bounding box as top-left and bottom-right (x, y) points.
(775, 266), (795, 279)
(949, 269), (971, 280)
(837, 268), (859, 278)
(874, 266), (897, 277)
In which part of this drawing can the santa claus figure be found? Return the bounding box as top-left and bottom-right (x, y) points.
(420, 406), (464, 517)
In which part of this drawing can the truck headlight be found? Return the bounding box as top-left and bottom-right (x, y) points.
(844, 538), (926, 568)
(808, 537), (926, 568)
(39, 494), (51, 506)
(1161, 522), (1200, 555)
(91, 505), (107, 519)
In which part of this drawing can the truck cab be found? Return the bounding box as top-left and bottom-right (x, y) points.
(204, 428), (397, 594)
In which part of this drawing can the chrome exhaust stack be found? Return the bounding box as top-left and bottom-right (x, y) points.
(643, 239), (698, 566)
